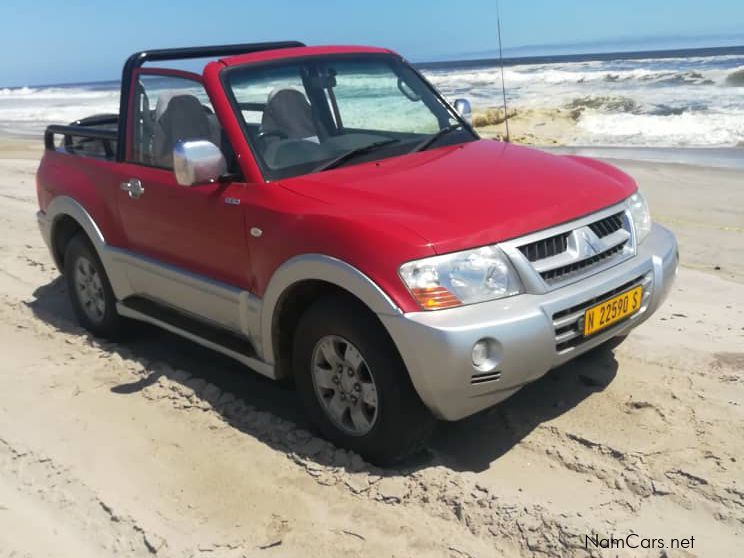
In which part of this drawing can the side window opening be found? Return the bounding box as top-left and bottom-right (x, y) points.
(131, 74), (236, 172)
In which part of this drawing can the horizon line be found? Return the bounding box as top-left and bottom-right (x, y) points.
(3, 42), (744, 90)
(415, 43), (744, 69)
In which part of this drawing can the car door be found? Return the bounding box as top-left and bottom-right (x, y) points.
(112, 70), (251, 331)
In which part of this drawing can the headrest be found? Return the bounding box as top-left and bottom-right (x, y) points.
(155, 90), (184, 120)
(261, 88), (316, 139)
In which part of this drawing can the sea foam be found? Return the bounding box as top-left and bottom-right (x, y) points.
(1, 54), (743, 146)
(426, 54), (744, 147)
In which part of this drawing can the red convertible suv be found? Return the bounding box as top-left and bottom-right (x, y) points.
(36, 42), (678, 464)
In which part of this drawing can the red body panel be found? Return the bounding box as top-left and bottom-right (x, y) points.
(36, 44), (638, 314)
(278, 140), (636, 255)
(37, 152), (129, 247)
(108, 163), (252, 287)
(228, 182), (433, 312)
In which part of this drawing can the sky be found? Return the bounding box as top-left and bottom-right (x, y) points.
(1, 0), (743, 86)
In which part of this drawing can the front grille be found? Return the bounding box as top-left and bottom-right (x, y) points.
(552, 274), (651, 352)
(519, 232), (569, 262)
(509, 207), (635, 289)
(541, 241), (627, 283)
(589, 212), (624, 238)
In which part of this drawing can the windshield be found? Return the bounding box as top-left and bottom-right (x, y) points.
(224, 54), (476, 180)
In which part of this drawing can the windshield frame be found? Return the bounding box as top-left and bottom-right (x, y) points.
(220, 52), (478, 182)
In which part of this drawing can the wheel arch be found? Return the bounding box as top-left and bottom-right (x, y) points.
(50, 214), (84, 271)
(47, 196), (107, 270)
(260, 255), (403, 378)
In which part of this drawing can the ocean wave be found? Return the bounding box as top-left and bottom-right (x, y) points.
(635, 71), (714, 85)
(564, 96), (708, 117)
(566, 96), (639, 113)
(0, 86), (38, 97)
(428, 65), (734, 88)
(1, 55), (743, 147)
(576, 110), (744, 146)
(0, 85), (118, 100)
(427, 54), (744, 147)
(725, 68), (744, 86)
(0, 98), (118, 124)
(648, 104), (692, 116)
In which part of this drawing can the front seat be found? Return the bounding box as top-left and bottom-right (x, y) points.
(152, 94), (213, 168)
(260, 88), (317, 140)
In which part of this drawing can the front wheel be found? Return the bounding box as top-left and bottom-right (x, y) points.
(293, 294), (435, 465)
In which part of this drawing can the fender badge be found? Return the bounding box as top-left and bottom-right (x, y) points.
(224, 197), (241, 205)
(250, 227), (263, 238)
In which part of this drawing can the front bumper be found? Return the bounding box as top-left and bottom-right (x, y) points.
(379, 223), (678, 420)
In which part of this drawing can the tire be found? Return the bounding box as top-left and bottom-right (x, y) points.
(63, 233), (125, 339)
(293, 293), (435, 465)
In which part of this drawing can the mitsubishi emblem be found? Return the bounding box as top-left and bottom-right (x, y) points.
(581, 229), (602, 256)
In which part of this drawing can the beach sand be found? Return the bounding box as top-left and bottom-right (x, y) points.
(0, 137), (742, 556)
(473, 106), (582, 145)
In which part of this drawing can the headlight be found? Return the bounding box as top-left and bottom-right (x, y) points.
(399, 245), (523, 310)
(627, 191), (652, 244)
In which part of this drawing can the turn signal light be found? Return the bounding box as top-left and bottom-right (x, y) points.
(410, 286), (462, 310)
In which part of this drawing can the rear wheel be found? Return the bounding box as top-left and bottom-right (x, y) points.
(293, 294), (435, 465)
(64, 233), (124, 339)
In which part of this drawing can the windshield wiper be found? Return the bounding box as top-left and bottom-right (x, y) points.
(411, 123), (463, 153)
(314, 138), (400, 172)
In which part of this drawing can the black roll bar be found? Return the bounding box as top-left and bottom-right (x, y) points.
(114, 41), (305, 161)
(44, 124), (118, 152)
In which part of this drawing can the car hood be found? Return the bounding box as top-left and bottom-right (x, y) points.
(278, 139), (637, 254)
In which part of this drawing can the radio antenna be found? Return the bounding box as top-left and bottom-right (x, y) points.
(496, 0), (511, 142)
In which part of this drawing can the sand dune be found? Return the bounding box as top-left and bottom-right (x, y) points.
(0, 140), (742, 556)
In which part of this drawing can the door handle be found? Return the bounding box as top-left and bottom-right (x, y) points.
(120, 178), (145, 199)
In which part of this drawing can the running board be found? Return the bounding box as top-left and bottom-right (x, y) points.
(117, 297), (275, 379)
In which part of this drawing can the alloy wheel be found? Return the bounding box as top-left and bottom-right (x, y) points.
(310, 335), (379, 436)
(73, 256), (106, 323)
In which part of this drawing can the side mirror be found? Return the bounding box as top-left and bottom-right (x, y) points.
(173, 140), (227, 186)
(453, 98), (472, 124)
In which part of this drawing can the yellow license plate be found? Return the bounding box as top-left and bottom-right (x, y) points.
(583, 286), (643, 336)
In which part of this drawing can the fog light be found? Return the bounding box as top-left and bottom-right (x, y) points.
(471, 338), (500, 371)
(472, 340), (490, 367)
